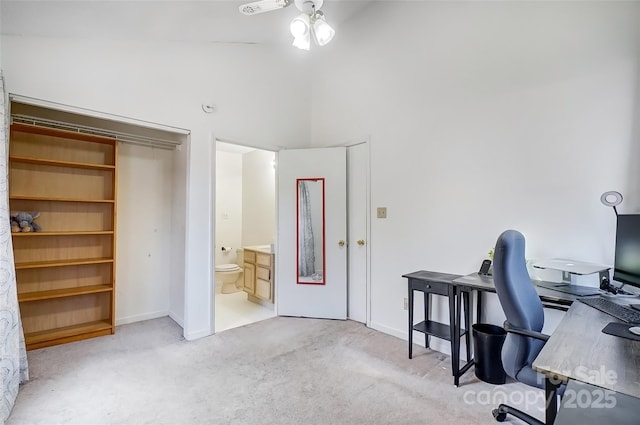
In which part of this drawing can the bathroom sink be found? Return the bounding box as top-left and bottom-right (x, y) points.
(246, 245), (273, 253)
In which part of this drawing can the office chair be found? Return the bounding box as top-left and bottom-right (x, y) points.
(491, 230), (563, 425)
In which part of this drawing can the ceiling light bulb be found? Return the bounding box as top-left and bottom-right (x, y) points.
(313, 15), (335, 46)
(292, 33), (310, 51)
(290, 13), (310, 38)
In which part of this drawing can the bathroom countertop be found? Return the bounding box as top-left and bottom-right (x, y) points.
(244, 245), (273, 254)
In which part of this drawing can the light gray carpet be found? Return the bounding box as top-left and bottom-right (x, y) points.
(7, 317), (542, 424)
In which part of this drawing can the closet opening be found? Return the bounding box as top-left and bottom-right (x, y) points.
(9, 94), (189, 346)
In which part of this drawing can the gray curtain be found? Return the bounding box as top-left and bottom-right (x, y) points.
(0, 70), (29, 423)
(298, 181), (315, 277)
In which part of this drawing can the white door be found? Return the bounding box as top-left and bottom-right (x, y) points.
(277, 147), (347, 319)
(347, 143), (368, 323)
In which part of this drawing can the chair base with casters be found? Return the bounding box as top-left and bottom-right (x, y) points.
(492, 404), (544, 425)
(490, 321), (560, 424)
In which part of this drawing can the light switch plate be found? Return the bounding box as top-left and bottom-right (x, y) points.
(377, 207), (387, 219)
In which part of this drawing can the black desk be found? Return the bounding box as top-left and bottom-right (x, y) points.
(402, 271), (468, 386)
(533, 301), (640, 423)
(554, 381), (640, 425)
(452, 273), (576, 386)
(452, 273), (576, 316)
(403, 271), (578, 387)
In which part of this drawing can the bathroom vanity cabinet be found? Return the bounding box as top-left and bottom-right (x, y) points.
(243, 247), (274, 304)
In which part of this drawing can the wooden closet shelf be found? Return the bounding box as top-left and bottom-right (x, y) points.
(25, 321), (114, 350)
(15, 257), (114, 270)
(9, 195), (115, 203)
(11, 231), (114, 237)
(11, 122), (118, 350)
(19, 285), (113, 302)
(9, 155), (116, 170)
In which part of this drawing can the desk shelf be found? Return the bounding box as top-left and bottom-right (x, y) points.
(413, 320), (468, 342)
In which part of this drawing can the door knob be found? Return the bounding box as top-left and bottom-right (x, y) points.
(338, 240), (346, 247)
(357, 240), (365, 246)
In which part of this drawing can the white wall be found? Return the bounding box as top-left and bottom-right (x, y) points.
(116, 143), (173, 325)
(4, 1), (640, 356)
(310, 1), (640, 353)
(216, 148), (275, 265)
(215, 150), (243, 266)
(242, 149), (276, 246)
(1, 35), (312, 339)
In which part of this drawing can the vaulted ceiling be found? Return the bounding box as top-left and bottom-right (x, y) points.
(1, 0), (371, 45)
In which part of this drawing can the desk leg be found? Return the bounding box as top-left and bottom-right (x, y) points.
(476, 290), (482, 324)
(424, 292), (430, 349)
(408, 284), (414, 359)
(451, 287), (460, 385)
(544, 377), (559, 425)
(463, 291), (472, 362)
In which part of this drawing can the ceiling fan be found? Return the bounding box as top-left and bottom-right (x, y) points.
(239, 0), (336, 50)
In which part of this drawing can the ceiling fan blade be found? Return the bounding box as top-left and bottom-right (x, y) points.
(239, 0), (290, 15)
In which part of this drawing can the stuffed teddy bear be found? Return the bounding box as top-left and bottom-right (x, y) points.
(10, 211), (42, 233)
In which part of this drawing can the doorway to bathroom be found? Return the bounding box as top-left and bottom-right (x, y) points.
(214, 141), (277, 332)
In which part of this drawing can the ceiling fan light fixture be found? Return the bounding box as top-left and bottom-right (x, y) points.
(239, 0), (334, 50)
(312, 14), (335, 46)
(290, 13), (310, 38)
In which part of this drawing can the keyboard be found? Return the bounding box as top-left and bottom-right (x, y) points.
(579, 297), (640, 324)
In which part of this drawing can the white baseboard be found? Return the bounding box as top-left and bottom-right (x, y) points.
(184, 328), (213, 341)
(369, 320), (406, 340)
(168, 311), (184, 328)
(115, 310), (169, 326)
(124, 310), (208, 340)
(369, 320), (465, 359)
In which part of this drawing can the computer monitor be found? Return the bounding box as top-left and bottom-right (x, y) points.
(613, 214), (640, 290)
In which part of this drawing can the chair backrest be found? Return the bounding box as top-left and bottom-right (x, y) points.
(493, 230), (545, 380)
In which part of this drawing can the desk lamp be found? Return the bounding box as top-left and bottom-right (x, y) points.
(600, 190), (623, 215)
(600, 191), (628, 294)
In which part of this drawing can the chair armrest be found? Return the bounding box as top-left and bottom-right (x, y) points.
(503, 321), (550, 342)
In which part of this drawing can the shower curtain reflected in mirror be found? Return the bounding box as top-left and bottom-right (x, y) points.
(297, 178), (325, 284)
(298, 181), (315, 276)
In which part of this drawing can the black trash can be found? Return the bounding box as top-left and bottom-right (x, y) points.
(472, 323), (507, 385)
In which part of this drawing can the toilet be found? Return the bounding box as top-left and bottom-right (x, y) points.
(215, 248), (244, 294)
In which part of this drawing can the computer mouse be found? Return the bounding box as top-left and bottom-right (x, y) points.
(628, 326), (640, 336)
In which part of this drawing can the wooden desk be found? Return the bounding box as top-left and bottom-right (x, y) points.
(533, 301), (640, 422)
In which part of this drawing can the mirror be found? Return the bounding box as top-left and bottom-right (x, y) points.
(297, 178), (325, 284)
